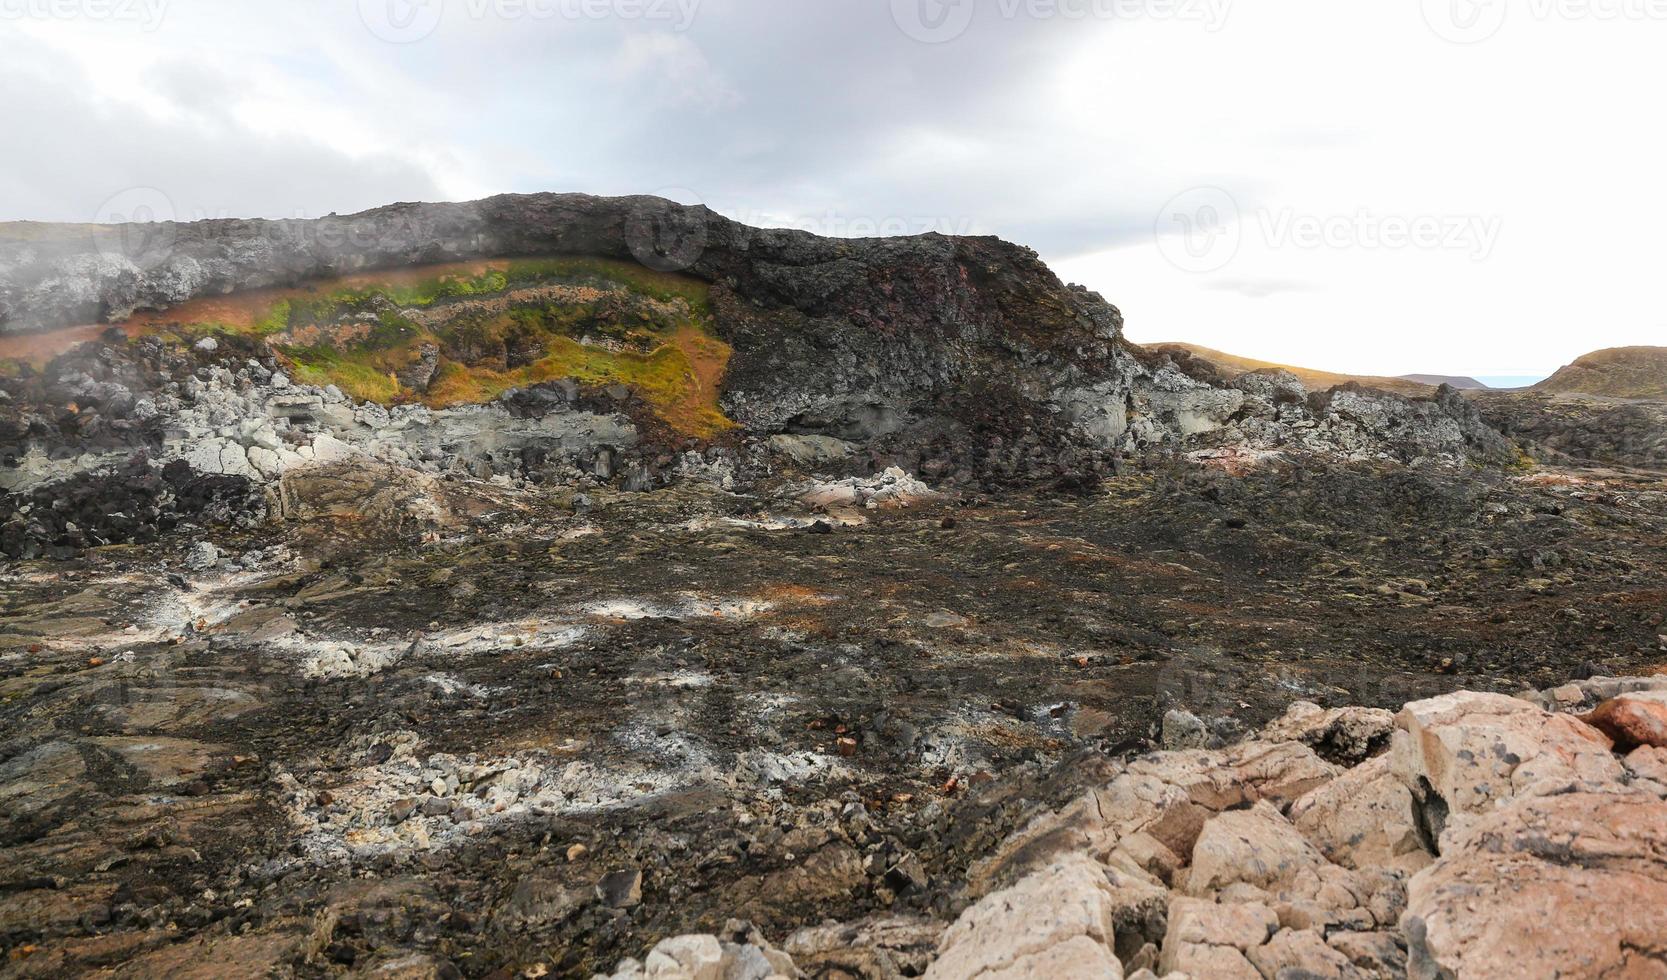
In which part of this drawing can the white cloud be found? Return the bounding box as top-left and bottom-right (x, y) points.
(1, 0), (1663, 376)
(611, 32), (738, 109)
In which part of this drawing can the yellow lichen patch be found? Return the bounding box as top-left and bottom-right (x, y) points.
(5, 256), (736, 439)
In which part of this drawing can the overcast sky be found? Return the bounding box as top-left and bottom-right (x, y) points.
(2, 0), (1663, 381)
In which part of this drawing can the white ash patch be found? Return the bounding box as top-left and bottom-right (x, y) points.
(271, 733), (723, 864)
(117, 569), (262, 644)
(581, 594), (775, 622)
(736, 748), (846, 787)
(631, 670), (716, 690)
(583, 598), (675, 620)
(417, 620), (589, 655)
(681, 513), (861, 533)
(273, 718), (858, 865)
(799, 466), (934, 510)
(420, 673), (503, 698)
(291, 636), (410, 680)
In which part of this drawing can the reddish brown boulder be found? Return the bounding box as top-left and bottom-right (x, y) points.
(1582, 690), (1667, 751)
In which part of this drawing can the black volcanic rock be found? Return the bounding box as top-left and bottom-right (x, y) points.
(0, 193), (1127, 459)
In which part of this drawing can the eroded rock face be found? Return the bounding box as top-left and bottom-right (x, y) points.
(1390, 691), (1621, 845)
(1403, 788), (1667, 980)
(3, 194), (1524, 525)
(1289, 755), (1431, 876)
(923, 854), (1153, 980)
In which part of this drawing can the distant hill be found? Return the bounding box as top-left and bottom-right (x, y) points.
(1399, 374), (1489, 390)
(1531, 347), (1667, 400)
(1144, 343), (1438, 397)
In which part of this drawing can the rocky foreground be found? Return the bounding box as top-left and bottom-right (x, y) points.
(596, 677), (1667, 980)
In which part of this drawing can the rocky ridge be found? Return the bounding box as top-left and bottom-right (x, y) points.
(2, 196), (1526, 561)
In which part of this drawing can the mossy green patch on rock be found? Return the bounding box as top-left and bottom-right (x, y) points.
(20, 257), (735, 438)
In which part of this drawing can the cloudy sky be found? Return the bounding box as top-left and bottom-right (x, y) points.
(2, 0), (1663, 382)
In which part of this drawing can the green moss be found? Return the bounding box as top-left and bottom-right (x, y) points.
(287, 345), (401, 403)
(254, 300), (292, 336)
(72, 254), (733, 436)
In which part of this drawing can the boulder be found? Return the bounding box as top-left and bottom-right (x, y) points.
(1289, 754), (1432, 875)
(966, 741), (1337, 898)
(1403, 788), (1667, 979)
(1245, 928), (1353, 979)
(1624, 745), (1667, 795)
(1260, 700), (1395, 764)
(1156, 897), (1276, 979)
(925, 854), (1162, 980)
(1390, 691), (1621, 844)
(1582, 689), (1667, 751)
(596, 930), (800, 980)
(1183, 801), (1326, 896)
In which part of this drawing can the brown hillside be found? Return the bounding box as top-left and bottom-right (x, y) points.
(1531, 347), (1667, 399)
(1143, 342), (1436, 397)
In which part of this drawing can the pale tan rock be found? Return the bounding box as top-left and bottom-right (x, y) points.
(1157, 898), (1275, 979)
(1289, 754), (1432, 875)
(1246, 928), (1352, 979)
(1624, 745), (1667, 796)
(1160, 943), (1259, 979)
(1402, 788), (1667, 980)
(1260, 701), (1395, 763)
(1125, 741), (1339, 814)
(972, 935), (1124, 980)
(926, 854), (1157, 980)
(1183, 801), (1326, 896)
(1110, 831), (1182, 886)
(1220, 740), (1342, 806)
(1268, 864), (1405, 934)
(966, 742), (1336, 896)
(1390, 690), (1620, 843)
(642, 935), (724, 979)
(1163, 897), (1279, 950)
